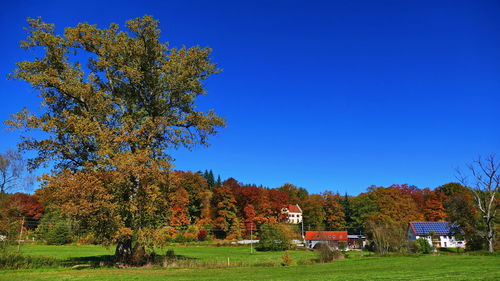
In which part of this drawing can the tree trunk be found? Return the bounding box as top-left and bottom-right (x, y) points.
(115, 238), (133, 264)
(487, 225), (494, 252)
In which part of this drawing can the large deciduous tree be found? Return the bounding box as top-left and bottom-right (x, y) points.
(8, 16), (225, 263)
(458, 155), (499, 252)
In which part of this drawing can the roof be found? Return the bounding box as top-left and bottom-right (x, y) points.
(287, 204), (302, 213)
(409, 222), (460, 236)
(305, 231), (348, 241)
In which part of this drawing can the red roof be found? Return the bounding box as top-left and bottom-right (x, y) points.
(305, 231), (348, 241)
(287, 204), (302, 213)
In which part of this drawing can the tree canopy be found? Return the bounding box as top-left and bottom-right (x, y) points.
(8, 15), (225, 263)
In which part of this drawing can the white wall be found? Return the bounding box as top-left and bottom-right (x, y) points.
(287, 212), (302, 224)
(412, 235), (466, 248)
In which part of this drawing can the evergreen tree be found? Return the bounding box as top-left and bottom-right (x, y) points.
(341, 193), (354, 231)
(207, 170), (215, 188)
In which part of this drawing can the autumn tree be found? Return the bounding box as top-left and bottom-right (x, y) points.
(441, 186), (483, 249)
(267, 189), (289, 216)
(457, 155), (499, 252)
(5, 193), (45, 230)
(322, 191), (346, 230)
(0, 193), (44, 240)
(9, 16), (225, 263)
(421, 188), (446, 221)
(368, 185), (424, 225)
(169, 171), (209, 221)
(168, 187), (190, 228)
(212, 181), (238, 238)
(234, 185), (262, 214)
(278, 183), (307, 204)
(349, 185), (424, 248)
(302, 194), (326, 230)
(243, 204), (256, 236)
(435, 182), (478, 240)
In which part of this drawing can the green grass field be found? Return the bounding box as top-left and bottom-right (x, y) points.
(1, 245), (499, 280)
(16, 244), (317, 266)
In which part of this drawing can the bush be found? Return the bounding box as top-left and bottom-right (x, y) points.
(36, 210), (73, 245)
(413, 238), (433, 254)
(165, 249), (176, 261)
(256, 223), (291, 251)
(45, 222), (72, 245)
(197, 229), (208, 241)
(0, 252), (59, 269)
(316, 246), (344, 263)
(281, 251), (293, 266)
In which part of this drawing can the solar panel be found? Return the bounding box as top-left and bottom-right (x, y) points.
(410, 222), (457, 235)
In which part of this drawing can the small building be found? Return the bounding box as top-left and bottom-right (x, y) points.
(347, 234), (366, 249)
(305, 231), (348, 249)
(281, 204), (303, 224)
(408, 222), (466, 248)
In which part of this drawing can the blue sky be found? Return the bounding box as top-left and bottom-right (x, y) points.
(1, 0), (499, 195)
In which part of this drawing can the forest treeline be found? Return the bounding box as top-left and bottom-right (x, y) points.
(0, 170), (487, 250)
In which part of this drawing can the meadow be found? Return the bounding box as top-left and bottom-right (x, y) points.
(0, 245), (499, 280)
(15, 244), (318, 267)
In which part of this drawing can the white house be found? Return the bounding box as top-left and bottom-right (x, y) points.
(281, 204), (302, 224)
(408, 222), (466, 248)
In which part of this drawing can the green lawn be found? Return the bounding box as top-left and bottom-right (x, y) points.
(1, 245), (499, 280)
(1, 255), (499, 280)
(17, 244), (316, 266)
(19, 245), (115, 260)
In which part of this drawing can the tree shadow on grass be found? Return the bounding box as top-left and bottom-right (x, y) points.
(62, 253), (198, 268)
(63, 255), (115, 268)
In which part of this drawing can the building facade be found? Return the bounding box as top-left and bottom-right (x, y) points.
(305, 231), (348, 249)
(408, 222), (466, 248)
(281, 204), (303, 224)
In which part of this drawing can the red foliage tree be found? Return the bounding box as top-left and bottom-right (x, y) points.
(267, 189), (289, 215)
(6, 193), (45, 230)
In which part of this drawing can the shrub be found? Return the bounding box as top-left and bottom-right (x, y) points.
(165, 249), (177, 263)
(281, 251), (293, 266)
(0, 252), (59, 269)
(315, 246), (344, 263)
(413, 238), (433, 254)
(197, 229), (208, 241)
(256, 223), (291, 251)
(36, 210), (72, 245)
(45, 222), (72, 245)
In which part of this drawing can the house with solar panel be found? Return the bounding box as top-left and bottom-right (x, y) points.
(408, 222), (466, 248)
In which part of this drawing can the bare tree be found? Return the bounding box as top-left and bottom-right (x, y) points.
(0, 150), (25, 194)
(457, 154), (499, 252)
(366, 220), (408, 254)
